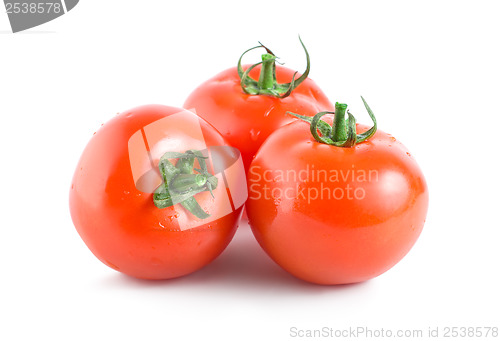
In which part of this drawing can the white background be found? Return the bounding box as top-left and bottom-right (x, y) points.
(1, 1), (499, 340)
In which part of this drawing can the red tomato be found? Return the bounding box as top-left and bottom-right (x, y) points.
(246, 102), (428, 285)
(184, 41), (333, 171)
(70, 105), (247, 280)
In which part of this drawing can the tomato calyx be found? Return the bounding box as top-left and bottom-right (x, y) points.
(288, 97), (378, 147)
(153, 150), (218, 219)
(237, 36), (310, 98)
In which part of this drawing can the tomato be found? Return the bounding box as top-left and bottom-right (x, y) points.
(184, 39), (333, 171)
(69, 105), (247, 280)
(246, 100), (428, 285)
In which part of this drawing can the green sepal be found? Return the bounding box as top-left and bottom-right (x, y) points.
(287, 97), (378, 148)
(288, 112), (333, 138)
(356, 96), (378, 143)
(158, 157), (180, 183)
(175, 154), (195, 175)
(181, 198), (210, 220)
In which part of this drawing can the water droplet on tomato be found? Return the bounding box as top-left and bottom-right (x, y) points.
(250, 129), (261, 141)
(390, 137), (396, 142)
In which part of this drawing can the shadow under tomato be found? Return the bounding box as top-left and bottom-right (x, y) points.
(97, 221), (372, 295)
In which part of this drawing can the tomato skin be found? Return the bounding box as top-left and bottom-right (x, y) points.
(184, 65), (334, 171)
(70, 105), (243, 280)
(246, 118), (428, 285)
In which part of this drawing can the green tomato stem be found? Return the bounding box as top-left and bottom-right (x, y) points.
(257, 54), (277, 90)
(331, 102), (348, 142)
